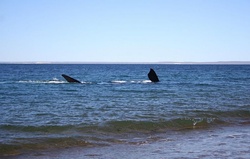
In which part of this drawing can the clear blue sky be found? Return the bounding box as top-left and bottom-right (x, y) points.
(1, 0), (250, 62)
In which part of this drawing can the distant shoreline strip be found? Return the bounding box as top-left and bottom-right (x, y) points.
(0, 61), (250, 65)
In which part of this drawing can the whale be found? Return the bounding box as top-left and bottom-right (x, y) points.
(62, 74), (81, 83)
(148, 68), (159, 82)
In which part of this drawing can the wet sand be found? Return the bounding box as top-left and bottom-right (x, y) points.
(4, 125), (250, 159)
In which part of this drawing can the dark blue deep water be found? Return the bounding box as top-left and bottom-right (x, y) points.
(0, 64), (250, 156)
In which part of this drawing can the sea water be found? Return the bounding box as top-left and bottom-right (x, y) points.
(0, 64), (250, 157)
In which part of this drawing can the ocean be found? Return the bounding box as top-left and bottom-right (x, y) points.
(0, 64), (250, 158)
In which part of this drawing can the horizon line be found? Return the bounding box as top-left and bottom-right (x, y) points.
(0, 61), (250, 64)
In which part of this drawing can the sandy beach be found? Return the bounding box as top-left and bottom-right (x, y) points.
(3, 125), (250, 159)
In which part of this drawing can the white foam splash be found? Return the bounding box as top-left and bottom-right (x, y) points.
(18, 80), (66, 84)
(98, 82), (109, 85)
(17, 79), (152, 84)
(47, 80), (66, 84)
(112, 80), (127, 84)
(81, 81), (92, 84)
(142, 80), (152, 83)
(111, 80), (152, 84)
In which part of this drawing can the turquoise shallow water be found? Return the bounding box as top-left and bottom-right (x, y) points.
(0, 64), (250, 156)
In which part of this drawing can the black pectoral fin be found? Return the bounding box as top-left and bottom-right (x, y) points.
(147, 68), (159, 82)
(62, 74), (81, 83)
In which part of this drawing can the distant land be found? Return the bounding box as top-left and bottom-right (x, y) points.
(158, 61), (250, 64)
(0, 61), (250, 64)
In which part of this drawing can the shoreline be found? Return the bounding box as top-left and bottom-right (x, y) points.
(3, 125), (250, 159)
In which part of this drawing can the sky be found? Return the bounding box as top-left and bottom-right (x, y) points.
(0, 0), (250, 63)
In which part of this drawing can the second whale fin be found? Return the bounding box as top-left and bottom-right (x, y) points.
(147, 68), (159, 82)
(62, 74), (81, 83)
